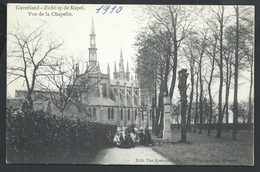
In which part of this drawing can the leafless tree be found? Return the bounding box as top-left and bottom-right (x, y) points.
(204, 33), (218, 136)
(37, 56), (98, 116)
(7, 22), (63, 110)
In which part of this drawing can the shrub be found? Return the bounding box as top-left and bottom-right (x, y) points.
(6, 107), (116, 164)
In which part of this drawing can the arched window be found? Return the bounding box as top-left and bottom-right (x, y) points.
(135, 109), (137, 120)
(88, 107), (91, 116)
(128, 109), (130, 120)
(121, 109), (123, 120)
(111, 108), (114, 120)
(108, 108), (110, 120)
(93, 107), (97, 120)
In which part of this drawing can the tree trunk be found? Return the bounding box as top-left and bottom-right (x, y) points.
(232, 6), (239, 140)
(225, 56), (230, 132)
(169, 11), (178, 101)
(155, 75), (164, 135)
(194, 72), (199, 133)
(207, 87), (213, 136)
(216, 8), (224, 138)
(27, 89), (34, 110)
(199, 56), (203, 134)
(187, 70), (194, 132)
(156, 89), (164, 136)
(178, 69), (188, 142)
(248, 49), (253, 134)
(207, 57), (215, 136)
(153, 74), (157, 133)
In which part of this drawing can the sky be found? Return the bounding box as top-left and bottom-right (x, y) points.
(7, 4), (140, 97)
(7, 4), (254, 104)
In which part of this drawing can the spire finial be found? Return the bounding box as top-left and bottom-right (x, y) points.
(91, 15), (95, 35)
(127, 61), (129, 72)
(119, 48), (124, 72)
(120, 48), (123, 59)
(114, 61), (117, 72)
(107, 63), (110, 75)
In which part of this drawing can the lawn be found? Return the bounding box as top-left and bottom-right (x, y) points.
(152, 130), (254, 165)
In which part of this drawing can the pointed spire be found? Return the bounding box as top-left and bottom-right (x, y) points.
(119, 48), (124, 72)
(120, 48), (123, 59)
(90, 15), (95, 35)
(107, 63), (110, 75)
(127, 61), (129, 72)
(97, 62), (100, 70)
(114, 61), (117, 72)
(89, 16), (97, 67)
(126, 61), (130, 81)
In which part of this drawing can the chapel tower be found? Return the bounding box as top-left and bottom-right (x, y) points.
(89, 16), (97, 67)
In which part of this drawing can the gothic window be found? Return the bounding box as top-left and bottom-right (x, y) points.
(142, 110), (144, 120)
(111, 108), (114, 120)
(135, 109), (137, 120)
(121, 109), (123, 120)
(93, 107), (97, 120)
(128, 109), (130, 120)
(108, 108), (110, 120)
(88, 107), (91, 116)
(150, 111), (152, 120)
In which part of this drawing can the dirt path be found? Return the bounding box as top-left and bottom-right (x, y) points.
(91, 146), (174, 165)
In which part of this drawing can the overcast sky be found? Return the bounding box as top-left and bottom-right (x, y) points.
(7, 4), (140, 97)
(7, 4), (253, 104)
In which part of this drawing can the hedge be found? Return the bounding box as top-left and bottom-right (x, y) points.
(6, 107), (117, 164)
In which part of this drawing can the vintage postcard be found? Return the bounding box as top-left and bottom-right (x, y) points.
(6, 4), (254, 165)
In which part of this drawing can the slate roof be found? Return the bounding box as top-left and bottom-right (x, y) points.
(83, 97), (118, 107)
(110, 79), (139, 88)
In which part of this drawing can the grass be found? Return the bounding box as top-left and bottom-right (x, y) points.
(152, 130), (254, 165)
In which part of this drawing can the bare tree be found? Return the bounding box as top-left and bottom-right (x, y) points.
(37, 56), (97, 116)
(206, 6), (231, 138)
(137, 5), (196, 136)
(7, 22), (63, 110)
(194, 71), (199, 133)
(232, 5), (254, 140)
(178, 69), (189, 142)
(204, 33), (218, 136)
(187, 32), (207, 134)
(183, 38), (196, 132)
(135, 29), (171, 135)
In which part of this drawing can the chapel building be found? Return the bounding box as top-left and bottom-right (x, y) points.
(79, 17), (153, 129)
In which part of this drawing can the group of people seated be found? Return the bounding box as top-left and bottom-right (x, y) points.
(113, 125), (153, 148)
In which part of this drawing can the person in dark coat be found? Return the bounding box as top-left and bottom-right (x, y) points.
(124, 132), (131, 148)
(145, 129), (152, 146)
(118, 132), (125, 148)
(139, 130), (146, 146)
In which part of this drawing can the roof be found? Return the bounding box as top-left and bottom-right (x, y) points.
(83, 97), (118, 107)
(83, 97), (139, 108)
(110, 79), (139, 88)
